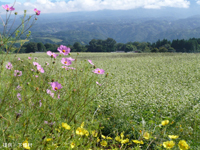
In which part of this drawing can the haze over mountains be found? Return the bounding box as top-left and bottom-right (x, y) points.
(28, 10), (200, 45)
(1, 0), (200, 45)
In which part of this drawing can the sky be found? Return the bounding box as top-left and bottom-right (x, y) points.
(0, 0), (200, 15)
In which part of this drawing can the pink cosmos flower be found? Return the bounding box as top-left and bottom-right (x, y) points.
(46, 89), (51, 94)
(33, 62), (40, 66)
(62, 66), (75, 70)
(33, 75), (38, 78)
(96, 81), (102, 86)
(34, 8), (40, 15)
(47, 51), (58, 58)
(88, 60), (94, 65)
(6, 62), (13, 70)
(39, 100), (42, 107)
(34, 57), (38, 60)
(67, 57), (75, 61)
(31, 69), (35, 72)
(2, 5), (15, 11)
(37, 65), (44, 73)
(93, 68), (105, 74)
(28, 57), (31, 60)
(57, 45), (70, 55)
(14, 70), (22, 76)
(18, 58), (21, 60)
(61, 58), (72, 66)
(46, 89), (54, 98)
(51, 82), (62, 91)
(66, 67), (76, 70)
(16, 85), (22, 90)
(17, 93), (21, 100)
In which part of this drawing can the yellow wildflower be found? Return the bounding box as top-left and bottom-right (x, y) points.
(62, 122), (71, 130)
(46, 138), (52, 142)
(143, 132), (150, 140)
(55, 128), (60, 132)
(101, 140), (107, 147)
(168, 135), (179, 139)
(84, 129), (89, 136)
(92, 130), (98, 137)
(178, 140), (189, 150)
(120, 132), (124, 139)
(162, 120), (169, 126)
(76, 122), (89, 136)
(115, 136), (121, 142)
(132, 140), (144, 144)
(76, 127), (85, 136)
(97, 138), (100, 143)
(101, 135), (106, 139)
(81, 122), (84, 128)
(71, 142), (75, 148)
(121, 138), (129, 144)
(106, 136), (112, 140)
(22, 140), (30, 150)
(163, 141), (175, 149)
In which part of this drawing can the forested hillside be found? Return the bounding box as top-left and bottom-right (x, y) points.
(3, 12), (200, 45)
(27, 15), (200, 44)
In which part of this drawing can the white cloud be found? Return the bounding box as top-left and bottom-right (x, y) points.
(197, 0), (200, 5)
(0, 0), (190, 15)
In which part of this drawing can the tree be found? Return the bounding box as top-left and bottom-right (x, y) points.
(151, 48), (159, 53)
(87, 39), (97, 52)
(159, 47), (168, 53)
(37, 42), (46, 52)
(116, 43), (125, 51)
(44, 43), (53, 50)
(73, 42), (81, 52)
(25, 42), (38, 53)
(125, 44), (133, 52)
(104, 38), (116, 52)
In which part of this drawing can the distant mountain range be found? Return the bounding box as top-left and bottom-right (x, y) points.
(28, 13), (200, 44)
(2, 9), (200, 45)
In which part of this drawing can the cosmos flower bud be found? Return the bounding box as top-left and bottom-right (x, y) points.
(15, 12), (18, 15)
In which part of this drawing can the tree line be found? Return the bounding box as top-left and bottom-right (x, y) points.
(9, 37), (200, 53)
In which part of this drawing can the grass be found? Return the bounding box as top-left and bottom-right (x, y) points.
(0, 52), (199, 149)
(39, 37), (63, 43)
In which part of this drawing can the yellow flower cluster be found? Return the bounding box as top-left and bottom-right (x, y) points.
(168, 135), (179, 139)
(162, 140), (189, 149)
(115, 132), (129, 144)
(22, 140), (30, 150)
(162, 120), (169, 126)
(143, 132), (150, 140)
(178, 140), (190, 150)
(132, 140), (144, 144)
(76, 122), (89, 136)
(163, 141), (175, 149)
(62, 122), (71, 130)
